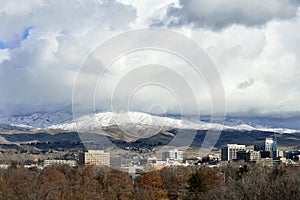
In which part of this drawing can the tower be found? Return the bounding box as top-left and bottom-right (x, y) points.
(272, 133), (278, 159)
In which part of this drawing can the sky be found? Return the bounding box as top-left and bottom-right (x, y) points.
(0, 0), (300, 118)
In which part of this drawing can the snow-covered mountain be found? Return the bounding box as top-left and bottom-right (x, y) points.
(49, 111), (299, 134)
(0, 111), (299, 134)
(0, 110), (72, 128)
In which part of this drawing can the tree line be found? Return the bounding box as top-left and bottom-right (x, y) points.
(0, 162), (299, 200)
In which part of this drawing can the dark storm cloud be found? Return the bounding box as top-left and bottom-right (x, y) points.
(238, 78), (255, 89)
(156, 0), (300, 29)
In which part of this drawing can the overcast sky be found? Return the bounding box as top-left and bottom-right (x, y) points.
(0, 0), (300, 117)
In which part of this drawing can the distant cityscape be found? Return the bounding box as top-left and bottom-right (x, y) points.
(0, 134), (299, 172)
(77, 135), (300, 172)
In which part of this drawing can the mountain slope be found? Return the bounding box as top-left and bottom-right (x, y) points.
(49, 111), (299, 134)
(0, 111), (299, 145)
(0, 111), (299, 150)
(0, 110), (72, 128)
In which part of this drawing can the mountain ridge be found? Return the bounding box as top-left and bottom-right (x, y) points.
(0, 111), (299, 135)
(0, 111), (299, 149)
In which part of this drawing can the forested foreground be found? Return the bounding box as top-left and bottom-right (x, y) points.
(0, 163), (299, 200)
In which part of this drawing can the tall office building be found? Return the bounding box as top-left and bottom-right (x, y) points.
(254, 136), (277, 158)
(79, 150), (110, 166)
(272, 135), (278, 158)
(221, 144), (246, 161)
(254, 138), (273, 151)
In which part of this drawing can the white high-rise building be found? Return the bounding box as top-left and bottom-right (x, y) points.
(221, 144), (246, 161)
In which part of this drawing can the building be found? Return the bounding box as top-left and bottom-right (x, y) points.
(79, 150), (110, 166)
(284, 150), (300, 162)
(254, 136), (277, 158)
(237, 150), (260, 162)
(221, 144), (246, 161)
(162, 149), (183, 161)
(110, 156), (121, 169)
(43, 160), (77, 167)
(139, 158), (148, 166)
(254, 137), (273, 151)
(147, 157), (157, 165)
(260, 151), (271, 158)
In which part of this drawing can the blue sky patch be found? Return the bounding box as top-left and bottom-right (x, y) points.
(0, 26), (33, 49)
(0, 41), (7, 49)
(22, 26), (33, 39)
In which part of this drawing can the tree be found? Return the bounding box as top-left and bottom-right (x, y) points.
(37, 167), (66, 200)
(188, 167), (220, 199)
(135, 171), (167, 200)
(105, 168), (133, 200)
(160, 166), (190, 199)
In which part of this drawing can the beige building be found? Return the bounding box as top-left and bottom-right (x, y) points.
(221, 144), (246, 161)
(79, 150), (110, 166)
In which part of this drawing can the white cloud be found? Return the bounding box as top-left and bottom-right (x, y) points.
(185, 12), (300, 115)
(0, 0), (300, 117)
(116, 0), (177, 27)
(0, 0), (136, 115)
(0, 49), (9, 63)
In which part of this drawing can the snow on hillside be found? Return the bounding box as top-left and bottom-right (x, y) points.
(49, 111), (300, 134)
(0, 111), (298, 134)
(0, 110), (72, 128)
(49, 112), (221, 131)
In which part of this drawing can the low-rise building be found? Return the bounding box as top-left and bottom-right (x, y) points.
(237, 150), (260, 162)
(162, 149), (183, 161)
(284, 150), (300, 162)
(43, 159), (77, 167)
(110, 156), (121, 169)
